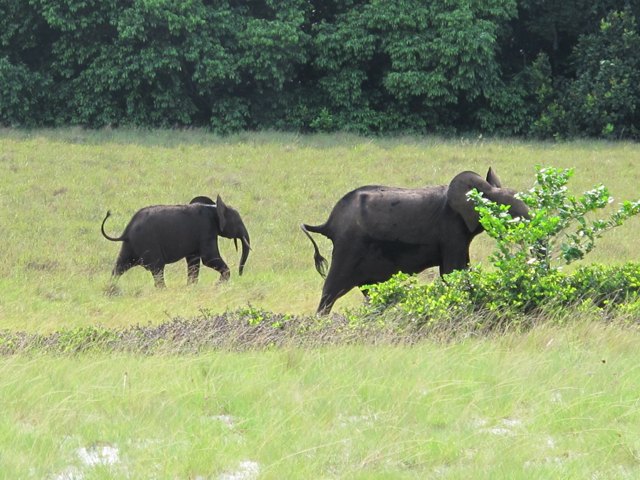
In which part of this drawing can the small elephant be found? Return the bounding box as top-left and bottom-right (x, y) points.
(301, 168), (529, 314)
(101, 195), (250, 287)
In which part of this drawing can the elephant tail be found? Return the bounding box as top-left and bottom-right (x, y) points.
(101, 211), (126, 242)
(300, 224), (329, 277)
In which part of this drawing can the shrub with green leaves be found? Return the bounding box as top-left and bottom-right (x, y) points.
(363, 167), (640, 326)
(536, 9), (640, 139)
(470, 166), (640, 269)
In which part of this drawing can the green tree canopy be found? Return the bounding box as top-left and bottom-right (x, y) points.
(1, 0), (639, 138)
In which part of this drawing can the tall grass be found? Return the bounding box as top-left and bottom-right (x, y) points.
(0, 322), (638, 478)
(1, 128), (638, 331)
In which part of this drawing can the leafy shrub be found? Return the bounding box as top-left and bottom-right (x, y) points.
(533, 9), (640, 139)
(0, 58), (51, 126)
(363, 167), (640, 326)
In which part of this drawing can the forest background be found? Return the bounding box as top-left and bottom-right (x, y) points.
(2, 0), (640, 139)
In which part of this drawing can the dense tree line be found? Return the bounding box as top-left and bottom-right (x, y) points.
(1, 0), (639, 138)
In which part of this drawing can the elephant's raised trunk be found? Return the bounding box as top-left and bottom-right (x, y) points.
(238, 229), (251, 276)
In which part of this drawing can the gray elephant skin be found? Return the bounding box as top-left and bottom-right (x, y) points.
(101, 195), (250, 287)
(301, 168), (528, 314)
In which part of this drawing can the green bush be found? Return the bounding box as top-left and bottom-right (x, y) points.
(363, 167), (640, 326)
(54, 325), (120, 354)
(534, 9), (640, 139)
(0, 58), (51, 126)
(0, 0), (310, 130)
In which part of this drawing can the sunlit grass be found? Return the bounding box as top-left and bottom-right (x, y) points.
(0, 322), (638, 478)
(0, 129), (639, 477)
(1, 129), (638, 331)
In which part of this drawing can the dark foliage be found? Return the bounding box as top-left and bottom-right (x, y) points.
(1, 0), (639, 137)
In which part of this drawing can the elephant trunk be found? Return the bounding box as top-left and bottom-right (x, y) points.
(238, 228), (251, 276)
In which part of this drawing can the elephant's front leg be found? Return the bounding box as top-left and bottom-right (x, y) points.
(204, 257), (230, 281)
(140, 248), (167, 287)
(360, 287), (371, 305)
(439, 245), (471, 276)
(201, 243), (230, 282)
(186, 255), (200, 285)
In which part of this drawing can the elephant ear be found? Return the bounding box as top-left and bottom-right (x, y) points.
(486, 167), (502, 188)
(447, 171), (494, 233)
(216, 195), (227, 232)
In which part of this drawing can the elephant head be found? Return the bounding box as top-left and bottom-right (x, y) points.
(447, 168), (529, 233)
(190, 195), (251, 275)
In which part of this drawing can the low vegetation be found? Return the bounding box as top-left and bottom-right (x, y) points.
(2, 162), (637, 356)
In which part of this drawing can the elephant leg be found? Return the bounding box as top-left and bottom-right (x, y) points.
(318, 274), (359, 314)
(439, 246), (471, 276)
(138, 252), (166, 288)
(200, 251), (230, 282)
(186, 255), (200, 285)
(112, 244), (138, 281)
(317, 243), (363, 314)
(202, 256), (230, 281)
(151, 267), (166, 288)
(318, 289), (341, 315)
(360, 287), (370, 298)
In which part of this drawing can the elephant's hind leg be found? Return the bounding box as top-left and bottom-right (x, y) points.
(316, 243), (363, 314)
(112, 243), (138, 281)
(137, 246), (167, 288)
(318, 274), (357, 315)
(186, 255), (200, 285)
(318, 290), (345, 315)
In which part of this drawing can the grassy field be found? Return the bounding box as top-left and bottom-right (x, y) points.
(0, 129), (639, 478)
(0, 323), (638, 479)
(0, 128), (638, 331)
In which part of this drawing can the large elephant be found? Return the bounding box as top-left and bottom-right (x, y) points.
(301, 168), (528, 314)
(101, 195), (250, 287)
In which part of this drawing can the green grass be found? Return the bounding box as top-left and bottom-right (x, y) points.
(0, 129), (639, 478)
(0, 128), (638, 331)
(0, 322), (638, 478)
